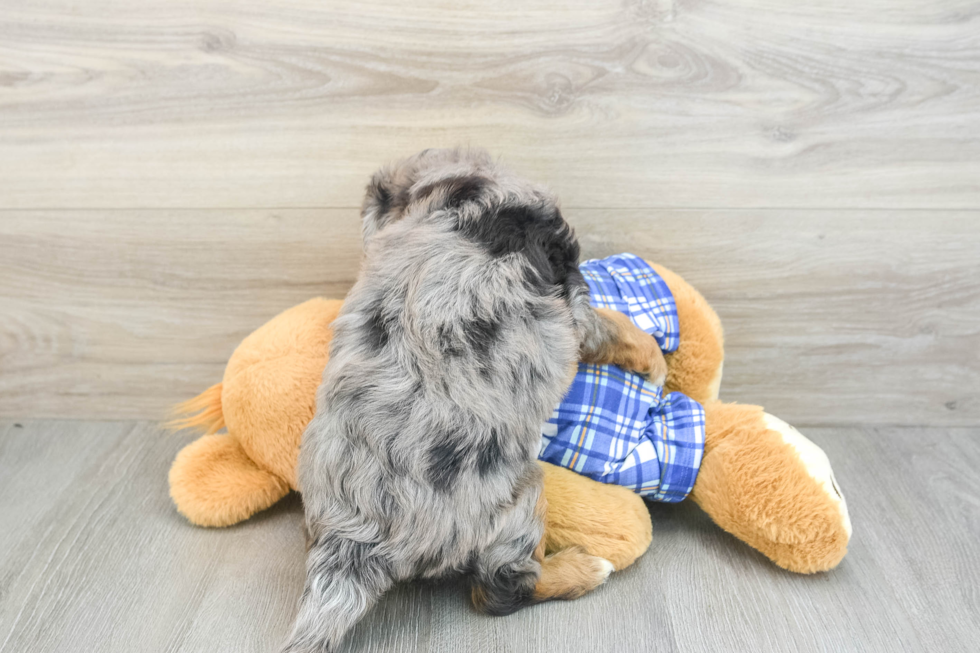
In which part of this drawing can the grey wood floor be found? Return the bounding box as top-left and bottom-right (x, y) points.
(1, 419), (978, 653)
(2, 0), (980, 651)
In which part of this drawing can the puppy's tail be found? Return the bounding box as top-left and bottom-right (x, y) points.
(281, 538), (393, 653)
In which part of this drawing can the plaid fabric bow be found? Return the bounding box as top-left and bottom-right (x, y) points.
(539, 254), (705, 502)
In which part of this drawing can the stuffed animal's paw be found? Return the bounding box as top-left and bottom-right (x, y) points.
(693, 403), (851, 573)
(533, 546), (614, 602)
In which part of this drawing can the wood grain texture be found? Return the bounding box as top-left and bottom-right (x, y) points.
(1, 420), (978, 652)
(2, 2), (978, 651)
(1, 0), (979, 209)
(2, 209), (977, 425)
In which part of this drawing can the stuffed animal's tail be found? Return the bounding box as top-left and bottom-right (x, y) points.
(167, 381), (292, 527)
(167, 383), (225, 433)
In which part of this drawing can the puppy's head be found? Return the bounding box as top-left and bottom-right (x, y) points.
(360, 148), (496, 244)
(362, 148), (581, 295)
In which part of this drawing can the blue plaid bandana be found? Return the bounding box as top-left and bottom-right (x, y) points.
(539, 254), (706, 502)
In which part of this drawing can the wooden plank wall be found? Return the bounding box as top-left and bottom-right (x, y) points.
(1, 0), (978, 425)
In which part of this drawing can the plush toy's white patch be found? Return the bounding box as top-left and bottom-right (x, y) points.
(598, 558), (615, 577)
(763, 413), (852, 539)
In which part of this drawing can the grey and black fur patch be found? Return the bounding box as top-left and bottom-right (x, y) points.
(282, 148), (621, 653)
(427, 429), (470, 493)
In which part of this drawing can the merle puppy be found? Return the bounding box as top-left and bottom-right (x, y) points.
(282, 149), (667, 653)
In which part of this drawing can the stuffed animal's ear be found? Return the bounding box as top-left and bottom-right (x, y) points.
(169, 433), (290, 527)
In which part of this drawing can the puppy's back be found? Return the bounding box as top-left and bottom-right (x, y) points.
(303, 210), (579, 527)
(285, 150), (587, 653)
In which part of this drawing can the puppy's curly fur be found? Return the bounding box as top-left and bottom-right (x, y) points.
(282, 149), (665, 653)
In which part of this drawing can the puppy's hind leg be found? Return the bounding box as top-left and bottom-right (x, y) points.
(471, 491), (611, 616)
(281, 534), (393, 653)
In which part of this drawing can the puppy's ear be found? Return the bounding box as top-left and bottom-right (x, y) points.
(361, 148), (492, 244)
(361, 150), (442, 244)
(361, 166), (410, 245)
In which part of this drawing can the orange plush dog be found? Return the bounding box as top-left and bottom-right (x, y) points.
(169, 262), (851, 574)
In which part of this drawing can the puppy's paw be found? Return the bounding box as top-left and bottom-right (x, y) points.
(588, 309), (669, 386)
(637, 340), (668, 387)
